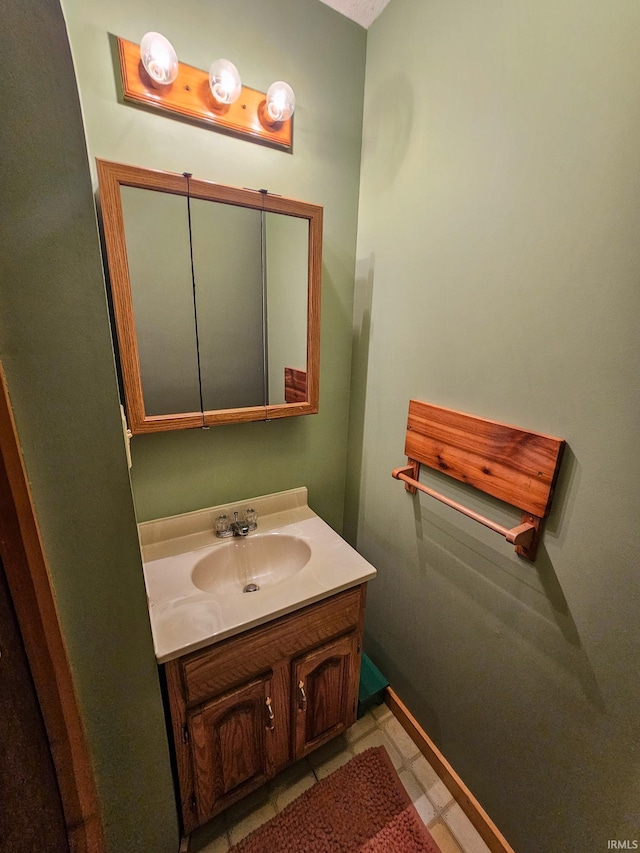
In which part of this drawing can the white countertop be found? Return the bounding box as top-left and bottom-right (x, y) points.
(139, 487), (377, 663)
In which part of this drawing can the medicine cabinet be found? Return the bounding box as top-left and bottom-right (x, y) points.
(96, 160), (322, 433)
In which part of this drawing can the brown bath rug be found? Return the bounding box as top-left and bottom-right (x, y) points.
(228, 746), (442, 852)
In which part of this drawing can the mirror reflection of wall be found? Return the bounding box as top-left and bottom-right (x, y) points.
(190, 201), (264, 410)
(265, 213), (309, 404)
(121, 187), (201, 416)
(99, 158), (322, 432)
(121, 192), (309, 413)
(122, 191), (266, 414)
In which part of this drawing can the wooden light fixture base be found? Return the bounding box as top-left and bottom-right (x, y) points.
(116, 37), (292, 151)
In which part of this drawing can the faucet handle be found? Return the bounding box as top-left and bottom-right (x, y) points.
(244, 508), (258, 530)
(215, 514), (232, 538)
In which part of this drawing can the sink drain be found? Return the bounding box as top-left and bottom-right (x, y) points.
(243, 583), (260, 593)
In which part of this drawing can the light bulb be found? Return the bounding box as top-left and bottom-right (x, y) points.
(140, 32), (179, 86)
(266, 81), (295, 122)
(209, 59), (242, 105)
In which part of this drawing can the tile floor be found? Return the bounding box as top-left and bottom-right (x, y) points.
(189, 703), (492, 853)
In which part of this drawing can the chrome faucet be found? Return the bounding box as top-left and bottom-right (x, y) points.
(231, 511), (250, 537)
(215, 508), (258, 538)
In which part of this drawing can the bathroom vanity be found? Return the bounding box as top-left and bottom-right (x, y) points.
(165, 586), (365, 831)
(139, 488), (376, 834)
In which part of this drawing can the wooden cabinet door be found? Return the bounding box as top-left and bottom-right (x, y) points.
(189, 673), (276, 823)
(292, 632), (359, 760)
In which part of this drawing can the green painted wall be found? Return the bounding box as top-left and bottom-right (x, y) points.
(349, 1), (640, 851)
(8, 1), (636, 850)
(0, 1), (177, 851)
(62, 0), (367, 529)
(1, 0), (364, 849)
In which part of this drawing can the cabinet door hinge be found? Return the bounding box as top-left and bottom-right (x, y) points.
(182, 723), (189, 745)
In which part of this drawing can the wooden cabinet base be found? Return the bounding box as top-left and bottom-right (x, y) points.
(163, 585), (366, 834)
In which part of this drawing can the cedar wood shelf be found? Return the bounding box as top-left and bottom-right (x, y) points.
(392, 400), (565, 561)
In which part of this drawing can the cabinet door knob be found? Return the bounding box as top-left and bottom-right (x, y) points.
(265, 696), (275, 730)
(298, 680), (307, 709)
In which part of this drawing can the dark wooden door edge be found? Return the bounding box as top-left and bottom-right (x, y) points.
(0, 364), (104, 852)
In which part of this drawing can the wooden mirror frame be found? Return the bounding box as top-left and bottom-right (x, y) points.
(96, 159), (322, 434)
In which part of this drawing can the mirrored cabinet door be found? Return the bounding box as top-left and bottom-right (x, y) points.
(264, 212), (309, 406)
(121, 186), (201, 416)
(190, 199), (264, 412)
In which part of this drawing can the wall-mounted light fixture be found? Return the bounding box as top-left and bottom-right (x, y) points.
(116, 33), (294, 151)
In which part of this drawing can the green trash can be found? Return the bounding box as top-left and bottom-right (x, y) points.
(357, 653), (389, 718)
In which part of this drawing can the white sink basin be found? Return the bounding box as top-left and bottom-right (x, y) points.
(191, 533), (312, 595)
(140, 487), (377, 662)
